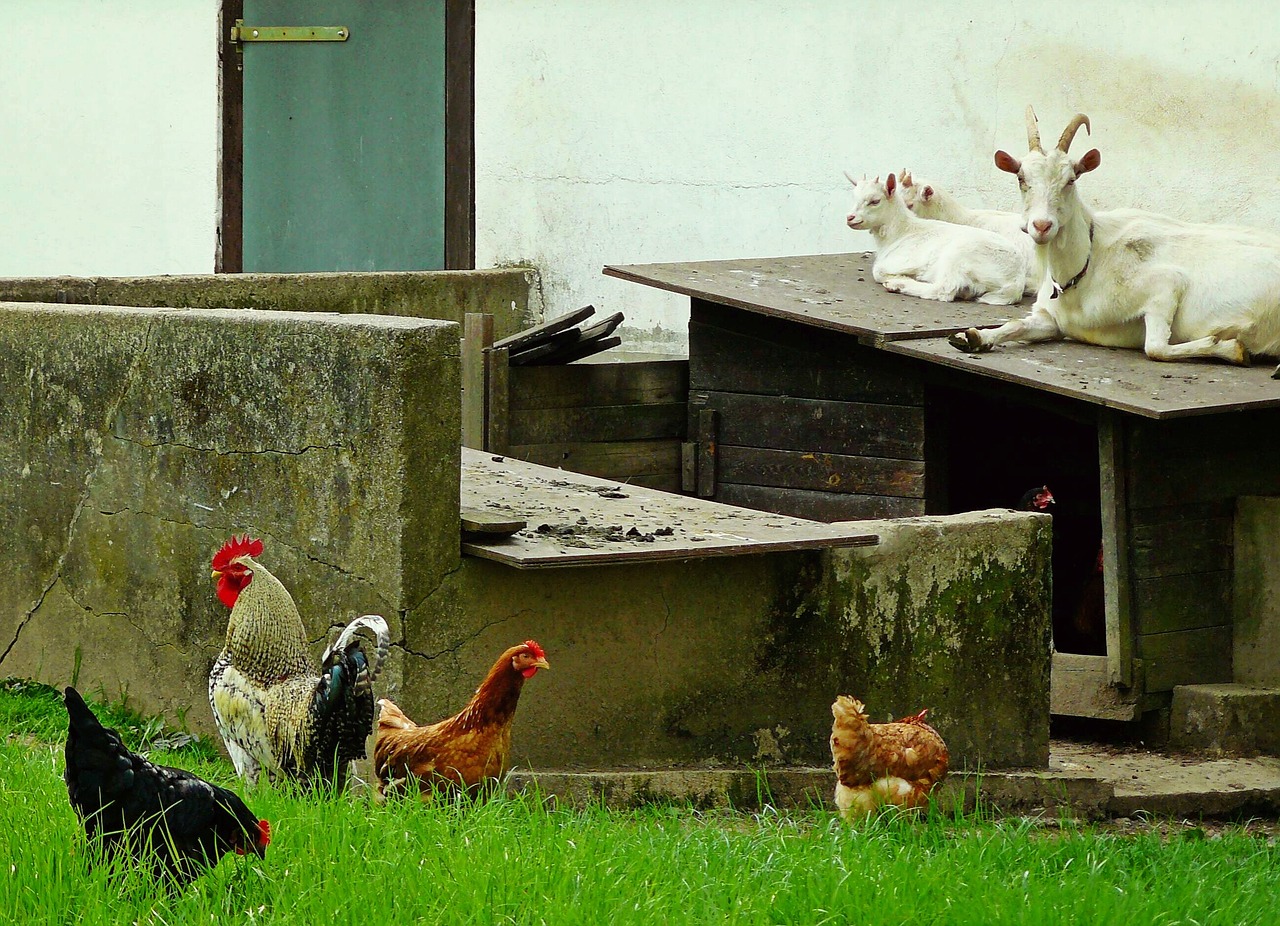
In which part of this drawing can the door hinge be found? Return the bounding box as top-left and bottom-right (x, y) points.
(230, 20), (350, 44)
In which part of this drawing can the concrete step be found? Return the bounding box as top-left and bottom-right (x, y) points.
(1169, 683), (1280, 756)
(508, 740), (1280, 820)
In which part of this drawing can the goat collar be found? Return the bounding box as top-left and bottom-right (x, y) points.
(1050, 222), (1094, 299)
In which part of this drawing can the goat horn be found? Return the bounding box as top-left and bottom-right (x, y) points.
(1057, 114), (1091, 152)
(843, 170), (858, 186)
(1025, 105), (1043, 152)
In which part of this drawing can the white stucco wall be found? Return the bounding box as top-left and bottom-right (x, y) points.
(0, 1), (219, 277)
(475, 1), (1280, 353)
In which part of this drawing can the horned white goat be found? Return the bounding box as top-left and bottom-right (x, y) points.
(844, 172), (1026, 305)
(950, 107), (1280, 378)
(898, 170), (1042, 295)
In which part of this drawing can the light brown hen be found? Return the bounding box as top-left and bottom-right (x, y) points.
(373, 641), (549, 798)
(829, 695), (949, 819)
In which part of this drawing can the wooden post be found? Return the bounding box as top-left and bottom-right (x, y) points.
(696, 407), (718, 498)
(486, 345), (510, 455)
(461, 313), (494, 450)
(1098, 410), (1135, 688)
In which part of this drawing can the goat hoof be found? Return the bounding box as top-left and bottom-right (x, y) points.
(949, 328), (988, 354)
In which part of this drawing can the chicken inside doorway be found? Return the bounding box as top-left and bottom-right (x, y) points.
(928, 386), (1107, 656)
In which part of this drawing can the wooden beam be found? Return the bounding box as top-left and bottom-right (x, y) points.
(486, 346), (510, 455)
(217, 0), (245, 272)
(461, 313), (493, 450)
(1098, 410), (1135, 687)
(696, 408), (717, 498)
(444, 0), (475, 269)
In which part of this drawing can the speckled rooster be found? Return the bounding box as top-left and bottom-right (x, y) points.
(208, 534), (389, 789)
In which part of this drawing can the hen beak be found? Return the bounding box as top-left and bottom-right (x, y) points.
(211, 569), (223, 580)
(533, 657), (550, 671)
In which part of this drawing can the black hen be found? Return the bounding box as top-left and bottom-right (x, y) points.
(63, 686), (270, 882)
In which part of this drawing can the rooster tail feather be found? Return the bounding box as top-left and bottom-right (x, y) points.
(322, 614), (390, 680)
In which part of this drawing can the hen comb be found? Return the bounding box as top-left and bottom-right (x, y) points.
(211, 534), (264, 572)
(523, 639), (546, 660)
(258, 819), (272, 847)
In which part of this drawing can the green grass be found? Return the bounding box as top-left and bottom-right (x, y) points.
(2, 679), (1277, 925)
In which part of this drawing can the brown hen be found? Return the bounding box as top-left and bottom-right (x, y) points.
(830, 695), (949, 819)
(373, 640), (549, 798)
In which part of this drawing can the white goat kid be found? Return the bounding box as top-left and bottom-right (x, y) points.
(898, 171), (1042, 296)
(950, 108), (1280, 377)
(845, 172), (1025, 305)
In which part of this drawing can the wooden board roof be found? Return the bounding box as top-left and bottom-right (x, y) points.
(604, 252), (1025, 344)
(461, 448), (878, 568)
(885, 337), (1280, 419)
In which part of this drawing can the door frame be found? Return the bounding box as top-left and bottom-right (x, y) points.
(217, 0), (475, 272)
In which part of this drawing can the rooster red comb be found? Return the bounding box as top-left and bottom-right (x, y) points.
(211, 534), (264, 572)
(523, 639), (546, 660)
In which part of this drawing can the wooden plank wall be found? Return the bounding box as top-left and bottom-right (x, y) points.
(1125, 410), (1280, 692)
(688, 300), (926, 521)
(505, 359), (688, 491)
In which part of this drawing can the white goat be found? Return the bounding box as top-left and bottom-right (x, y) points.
(899, 171), (1042, 295)
(845, 172), (1026, 305)
(950, 107), (1280, 378)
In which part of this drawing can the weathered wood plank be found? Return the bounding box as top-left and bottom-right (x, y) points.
(689, 391), (924, 461)
(1049, 653), (1143, 721)
(885, 337), (1280, 419)
(509, 402), (686, 445)
(461, 313), (493, 450)
(461, 507), (526, 537)
(510, 360), (688, 411)
(716, 483), (924, 522)
(1099, 412), (1134, 687)
(507, 439), (682, 481)
(1128, 499), (1235, 527)
(604, 252), (1024, 342)
(460, 448), (878, 568)
(717, 446), (926, 498)
(688, 302), (922, 404)
(1126, 447), (1280, 508)
(1133, 571), (1232, 636)
(493, 303), (594, 352)
(1140, 625), (1232, 692)
(486, 346), (510, 455)
(1129, 517), (1233, 579)
(697, 408), (718, 498)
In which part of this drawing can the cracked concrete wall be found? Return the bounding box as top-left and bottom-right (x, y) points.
(412, 509), (1048, 771)
(0, 269), (541, 342)
(0, 302), (460, 726)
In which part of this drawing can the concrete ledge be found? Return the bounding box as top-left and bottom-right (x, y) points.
(0, 268), (540, 340)
(1170, 683), (1280, 756)
(507, 767), (1114, 819)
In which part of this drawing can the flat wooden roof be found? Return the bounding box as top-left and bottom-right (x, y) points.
(604, 252), (1025, 344)
(885, 337), (1280, 419)
(607, 253), (1280, 419)
(461, 449), (878, 568)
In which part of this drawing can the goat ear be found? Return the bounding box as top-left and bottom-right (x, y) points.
(923, 185), (934, 201)
(1075, 148), (1101, 175)
(886, 173), (897, 196)
(994, 150), (1021, 174)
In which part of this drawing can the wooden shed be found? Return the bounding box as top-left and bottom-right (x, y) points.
(605, 252), (1280, 722)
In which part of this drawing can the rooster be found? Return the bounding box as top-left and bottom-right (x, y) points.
(208, 534), (390, 789)
(373, 640), (549, 798)
(829, 695), (949, 820)
(64, 687), (269, 882)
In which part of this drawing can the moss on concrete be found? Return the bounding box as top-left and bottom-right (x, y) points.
(0, 268), (540, 340)
(0, 303), (460, 726)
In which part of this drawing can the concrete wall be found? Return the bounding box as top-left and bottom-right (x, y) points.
(0, 270), (543, 341)
(475, 1), (1280, 351)
(1234, 497), (1280, 688)
(423, 509), (1050, 771)
(0, 2), (219, 276)
(0, 303), (461, 721)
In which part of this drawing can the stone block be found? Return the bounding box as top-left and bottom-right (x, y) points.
(0, 302), (460, 724)
(1170, 683), (1280, 756)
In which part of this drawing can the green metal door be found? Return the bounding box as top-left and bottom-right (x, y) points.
(241, 1), (446, 271)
